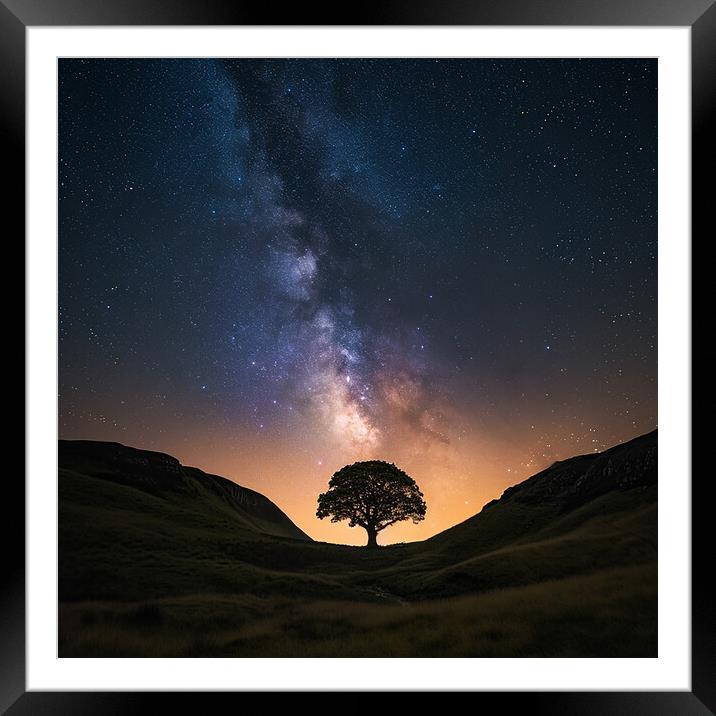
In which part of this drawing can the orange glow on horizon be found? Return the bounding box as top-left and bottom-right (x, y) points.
(60, 413), (656, 546)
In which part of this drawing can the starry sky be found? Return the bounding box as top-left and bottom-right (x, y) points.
(59, 59), (657, 545)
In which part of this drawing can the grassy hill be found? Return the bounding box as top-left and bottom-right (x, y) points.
(58, 431), (657, 657)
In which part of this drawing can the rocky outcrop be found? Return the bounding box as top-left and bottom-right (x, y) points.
(490, 430), (657, 512)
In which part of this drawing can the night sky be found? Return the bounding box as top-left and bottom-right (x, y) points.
(59, 59), (657, 544)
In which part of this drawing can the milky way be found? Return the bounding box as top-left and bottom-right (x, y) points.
(59, 59), (657, 544)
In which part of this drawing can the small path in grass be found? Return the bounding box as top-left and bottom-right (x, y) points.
(362, 585), (408, 606)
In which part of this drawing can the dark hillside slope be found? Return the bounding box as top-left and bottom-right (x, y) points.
(422, 429), (656, 560)
(59, 440), (316, 601)
(59, 440), (310, 541)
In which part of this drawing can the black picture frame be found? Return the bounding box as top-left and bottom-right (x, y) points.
(7, 1), (706, 712)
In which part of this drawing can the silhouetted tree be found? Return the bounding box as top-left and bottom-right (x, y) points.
(316, 460), (426, 548)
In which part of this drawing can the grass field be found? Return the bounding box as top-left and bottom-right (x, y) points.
(59, 564), (656, 657)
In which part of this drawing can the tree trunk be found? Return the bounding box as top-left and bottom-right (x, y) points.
(365, 525), (378, 548)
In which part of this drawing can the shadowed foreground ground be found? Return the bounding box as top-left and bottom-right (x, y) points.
(60, 564), (656, 657)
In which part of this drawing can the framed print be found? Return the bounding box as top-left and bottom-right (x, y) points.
(9, 0), (708, 712)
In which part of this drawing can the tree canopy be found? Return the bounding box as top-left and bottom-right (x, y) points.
(316, 460), (426, 547)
